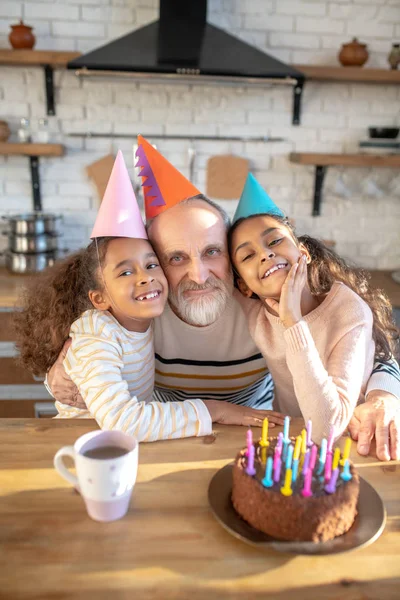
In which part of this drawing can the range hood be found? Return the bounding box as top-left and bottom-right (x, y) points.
(68, 0), (305, 124)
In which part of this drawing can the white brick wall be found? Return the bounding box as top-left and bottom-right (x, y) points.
(0, 0), (399, 269)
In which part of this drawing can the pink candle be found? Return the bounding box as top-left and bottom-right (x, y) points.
(276, 432), (283, 455)
(309, 444), (318, 471)
(324, 451), (333, 482)
(246, 444), (256, 476)
(273, 456), (282, 483)
(301, 468), (313, 497)
(302, 449), (310, 475)
(245, 428), (253, 456)
(306, 419), (312, 447)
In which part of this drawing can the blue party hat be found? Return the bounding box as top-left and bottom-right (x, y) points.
(233, 173), (285, 223)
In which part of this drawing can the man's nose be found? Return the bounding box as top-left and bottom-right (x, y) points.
(188, 258), (209, 285)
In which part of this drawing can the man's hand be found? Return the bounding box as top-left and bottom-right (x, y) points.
(348, 391), (400, 461)
(203, 400), (285, 428)
(47, 340), (87, 409)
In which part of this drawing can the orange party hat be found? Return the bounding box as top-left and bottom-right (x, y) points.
(135, 135), (201, 220)
(90, 150), (147, 240)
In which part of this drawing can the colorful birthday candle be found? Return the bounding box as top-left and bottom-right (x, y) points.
(309, 444), (318, 472)
(262, 456), (274, 488)
(327, 425), (335, 454)
(276, 432), (284, 454)
(325, 467), (339, 494)
(332, 447), (341, 471)
(306, 419), (312, 447)
(259, 417), (269, 447)
(285, 444), (294, 471)
(340, 437), (352, 467)
(246, 443), (256, 476)
(301, 468), (313, 497)
(245, 428), (253, 456)
(273, 455), (282, 483)
(283, 416), (290, 443)
(292, 435), (301, 483)
(324, 450), (333, 482)
(301, 428), (307, 454)
(302, 449), (310, 475)
(261, 446), (267, 465)
(280, 468), (293, 496)
(317, 438), (327, 475)
(340, 460), (352, 482)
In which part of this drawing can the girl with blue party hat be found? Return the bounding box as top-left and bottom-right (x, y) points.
(228, 174), (399, 443)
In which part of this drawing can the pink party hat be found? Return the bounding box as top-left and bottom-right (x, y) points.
(90, 150), (147, 240)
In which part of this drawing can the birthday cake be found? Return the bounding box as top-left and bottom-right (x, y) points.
(232, 428), (360, 543)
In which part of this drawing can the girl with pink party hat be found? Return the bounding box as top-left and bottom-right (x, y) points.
(14, 151), (211, 441)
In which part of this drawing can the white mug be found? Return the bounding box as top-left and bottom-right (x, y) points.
(54, 430), (138, 522)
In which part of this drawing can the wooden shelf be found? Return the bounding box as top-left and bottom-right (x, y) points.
(0, 142), (64, 157)
(289, 152), (400, 216)
(292, 65), (400, 84)
(290, 152), (400, 168)
(0, 49), (80, 67)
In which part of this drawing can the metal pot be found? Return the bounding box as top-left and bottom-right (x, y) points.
(7, 233), (59, 254)
(2, 213), (62, 236)
(5, 251), (57, 274)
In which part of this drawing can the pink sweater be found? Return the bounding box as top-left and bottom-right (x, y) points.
(246, 282), (375, 443)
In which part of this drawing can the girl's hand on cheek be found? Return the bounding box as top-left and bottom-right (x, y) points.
(265, 255), (307, 328)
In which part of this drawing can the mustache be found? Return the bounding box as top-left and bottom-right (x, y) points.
(178, 275), (227, 293)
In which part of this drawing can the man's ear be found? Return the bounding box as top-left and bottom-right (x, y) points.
(237, 278), (253, 298)
(299, 243), (311, 264)
(88, 289), (111, 311)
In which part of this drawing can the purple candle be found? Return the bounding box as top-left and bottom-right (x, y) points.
(306, 419), (312, 447)
(324, 451), (333, 482)
(245, 428), (253, 456)
(301, 468), (313, 497)
(309, 444), (318, 472)
(325, 467), (339, 494)
(302, 449), (310, 476)
(276, 432), (283, 455)
(273, 456), (282, 483)
(246, 444), (256, 476)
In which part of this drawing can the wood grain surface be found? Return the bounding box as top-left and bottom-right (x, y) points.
(0, 418), (399, 600)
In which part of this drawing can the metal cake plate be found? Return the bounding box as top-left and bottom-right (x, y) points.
(208, 464), (386, 556)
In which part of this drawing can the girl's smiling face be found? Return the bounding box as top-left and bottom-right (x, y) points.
(231, 215), (306, 300)
(89, 237), (168, 331)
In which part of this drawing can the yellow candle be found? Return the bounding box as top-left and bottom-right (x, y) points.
(293, 435), (302, 460)
(280, 468), (293, 496)
(340, 437), (352, 466)
(301, 429), (307, 454)
(259, 417), (269, 447)
(332, 447), (341, 471)
(261, 447), (267, 465)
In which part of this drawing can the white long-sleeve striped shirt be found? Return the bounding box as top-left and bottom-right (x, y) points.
(55, 310), (212, 442)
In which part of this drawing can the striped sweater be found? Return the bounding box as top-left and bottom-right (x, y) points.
(56, 310), (211, 442)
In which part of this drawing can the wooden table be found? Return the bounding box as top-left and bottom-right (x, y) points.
(0, 419), (399, 600)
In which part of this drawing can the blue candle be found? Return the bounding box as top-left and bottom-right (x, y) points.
(340, 459), (352, 482)
(285, 444), (294, 471)
(316, 438), (327, 475)
(283, 415), (290, 443)
(245, 444), (256, 476)
(292, 458), (299, 483)
(262, 456), (274, 488)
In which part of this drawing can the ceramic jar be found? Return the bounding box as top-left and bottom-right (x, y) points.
(0, 120), (11, 142)
(388, 44), (400, 70)
(9, 20), (36, 50)
(338, 38), (369, 67)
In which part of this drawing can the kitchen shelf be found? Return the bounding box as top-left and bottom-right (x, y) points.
(292, 65), (400, 84)
(0, 143), (65, 211)
(0, 49), (80, 116)
(290, 152), (400, 216)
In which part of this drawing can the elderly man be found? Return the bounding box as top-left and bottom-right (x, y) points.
(48, 140), (400, 459)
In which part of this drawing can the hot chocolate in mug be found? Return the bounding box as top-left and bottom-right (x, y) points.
(54, 430), (138, 522)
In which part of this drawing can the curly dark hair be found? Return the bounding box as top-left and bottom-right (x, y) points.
(228, 214), (399, 361)
(14, 237), (116, 376)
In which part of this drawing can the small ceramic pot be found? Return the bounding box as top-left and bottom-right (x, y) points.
(338, 38), (369, 67)
(0, 120), (11, 142)
(388, 44), (400, 70)
(9, 20), (36, 50)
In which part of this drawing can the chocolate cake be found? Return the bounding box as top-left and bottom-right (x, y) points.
(232, 437), (360, 542)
